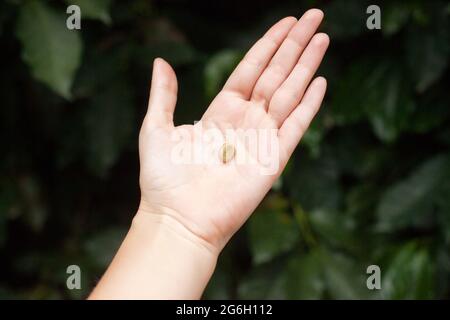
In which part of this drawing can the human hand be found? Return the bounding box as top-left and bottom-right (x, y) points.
(137, 9), (329, 253)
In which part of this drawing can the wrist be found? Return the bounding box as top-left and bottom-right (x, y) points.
(90, 208), (218, 299)
(129, 208), (218, 298)
(137, 198), (227, 252)
(132, 208), (220, 260)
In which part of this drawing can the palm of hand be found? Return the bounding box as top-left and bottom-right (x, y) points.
(138, 10), (329, 250)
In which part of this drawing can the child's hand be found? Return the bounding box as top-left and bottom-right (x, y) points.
(138, 9), (329, 252)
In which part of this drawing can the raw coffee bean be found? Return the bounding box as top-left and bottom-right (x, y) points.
(220, 143), (235, 164)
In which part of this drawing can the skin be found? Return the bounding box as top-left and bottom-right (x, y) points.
(89, 9), (329, 300)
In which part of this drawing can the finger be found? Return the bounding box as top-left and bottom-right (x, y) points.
(222, 16), (297, 99)
(146, 58), (178, 127)
(250, 9), (324, 108)
(269, 33), (329, 127)
(278, 77), (327, 163)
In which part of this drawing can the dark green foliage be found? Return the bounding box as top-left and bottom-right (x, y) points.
(0, 0), (449, 299)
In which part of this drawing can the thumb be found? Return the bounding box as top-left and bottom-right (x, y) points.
(147, 58), (178, 127)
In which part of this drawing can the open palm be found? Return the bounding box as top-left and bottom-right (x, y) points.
(138, 9), (329, 251)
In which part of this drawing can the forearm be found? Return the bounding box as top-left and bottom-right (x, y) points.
(88, 211), (218, 300)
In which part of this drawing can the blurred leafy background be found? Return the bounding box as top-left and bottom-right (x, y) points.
(0, 0), (449, 299)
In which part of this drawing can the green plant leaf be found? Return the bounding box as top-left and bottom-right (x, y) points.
(204, 49), (242, 99)
(381, 242), (435, 299)
(382, 2), (411, 36)
(322, 0), (370, 39)
(300, 114), (326, 157)
(84, 227), (127, 268)
(309, 209), (359, 252)
(237, 262), (286, 299)
(140, 42), (197, 68)
(330, 61), (369, 125)
(376, 154), (450, 232)
(321, 250), (371, 299)
(406, 20), (450, 93)
(331, 58), (416, 142)
(287, 150), (342, 212)
(203, 267), (231, 299)
(283, 250), (325, 299)
(364, 62), (415, 142)
(16, 0), (82, 99)
(65, 0), (112, 24)
(83, 83), (135, 176)
(19, 175), (47, 233)
(248, 195), (299, 265)
(408, 86), (450, 133)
